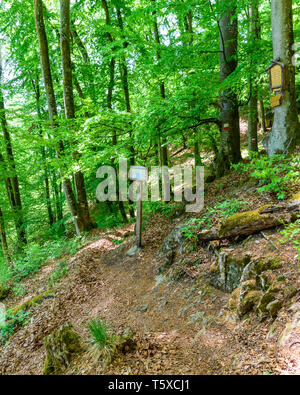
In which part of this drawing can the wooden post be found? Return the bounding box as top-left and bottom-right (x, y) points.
(128, 166), (148, 251)
(136, 182), (143, 248)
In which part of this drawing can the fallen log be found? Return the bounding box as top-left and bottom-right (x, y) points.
(198, 195), (300, 242)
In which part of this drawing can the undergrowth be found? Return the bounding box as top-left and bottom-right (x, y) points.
(232, 153), (300, 199)
(181, 199), (249, 242)
(0, 310), (31, 345)
(0, 236), (85, 288)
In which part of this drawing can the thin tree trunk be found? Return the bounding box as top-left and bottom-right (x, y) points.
(32, 74), (54, 227)
(259, 100), (267, 134)
(0, 206), (10, 263)
(0, 55), (26, 248)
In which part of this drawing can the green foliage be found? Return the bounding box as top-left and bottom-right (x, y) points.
(0, 237), (84, 288)
(12, 238), (81, 281)
(232, 154), (300, 199)
(0, 310), (31, 345)
(94, 211), (129, 230)
(0, 261), (12, 285)
(87, 317), (118, 364)
(280, 219), (300, 263)
(182, 199), (249, 241)
(88, 318), (115, 349)
(144, 201), (183, 218)
(12, 283), (25, 296)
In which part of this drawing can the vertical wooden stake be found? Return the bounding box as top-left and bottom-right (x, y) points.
(136, 182), (143, 248)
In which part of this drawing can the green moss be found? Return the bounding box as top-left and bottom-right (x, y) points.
(283, 285), (297, 300)
(210, 261), (219, 274)
(10, 290), (55, 315)
(257, 288), (277, 314)
(219, 205), (272, 237)
(254, 257), (282, 273)
(228, 287), (240, 311)
(266, 299), (282, 317)
(238, 290), (261, 317)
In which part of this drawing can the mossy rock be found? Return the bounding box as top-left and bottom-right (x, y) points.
(228, 287), (241, 312)
(10, 290), (55, 315)
(42, 322), (82, 375)
(254, 257), (282, 273)
(0, 284), (11, 301)
(283, 285), (298, 300)
(210, 252), (250, 293)
(238, 290), (261, 317)
(266, 299), (282, 317)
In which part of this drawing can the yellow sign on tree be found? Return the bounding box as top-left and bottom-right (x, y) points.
(265, 59), (285, 108)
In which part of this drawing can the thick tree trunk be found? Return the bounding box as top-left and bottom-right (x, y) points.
(263, 0), (300, 155)
(116, 7), (135, 169)
(248, 1), (260, 152)
(152, 1), (168, 167)
(34, 0), (81, 236)
(116, 6), (135, 219)
(101, 0), (128, 223)
(216, 3), (241, 177)
(60, 0), (92, 232)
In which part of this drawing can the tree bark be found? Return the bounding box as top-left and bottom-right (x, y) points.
(60, 0), (92, 232)
(0, 206), (10, 263)
(0, 55), (26, 248)
(215, 3), (241, 177)
(34, 0), (81, 236)
(263, 0), (300, 155)
(152, 0), (168, 167)
(32, 74), (54, 227)
(102, 0), (128, 223)
(248, 1), (260, 152)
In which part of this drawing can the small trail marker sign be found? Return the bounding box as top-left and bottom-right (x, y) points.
(129, 166), (148, 182)
(265, 58), (285, 108)
(129, 166), (148, 248)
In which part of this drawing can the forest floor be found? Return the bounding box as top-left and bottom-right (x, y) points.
(0, 165), (299, 375)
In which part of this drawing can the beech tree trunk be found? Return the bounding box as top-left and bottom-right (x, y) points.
(102, 0), (128, 223)
(263, 0), (300, 155)
(215, 3), (241, 177)
(248, 1), (260, 152)
(152, 0), (168, 167)
(32, 74), (54, 227)
(60, 0), (92, 232)
(34, 0), (81, 236)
